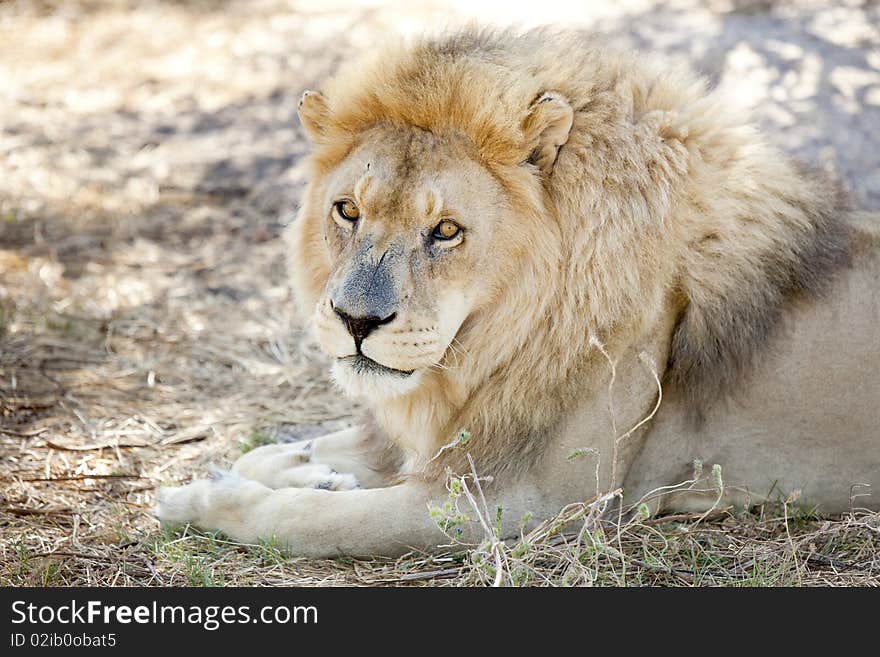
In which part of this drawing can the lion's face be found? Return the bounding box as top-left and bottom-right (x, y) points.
(308, 125), (508, 400)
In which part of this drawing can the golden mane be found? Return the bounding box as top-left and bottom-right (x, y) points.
(307, 30), (541, 171)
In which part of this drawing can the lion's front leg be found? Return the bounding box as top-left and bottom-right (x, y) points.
(155, 475), (444, 557)
(231, 425), (397, 490)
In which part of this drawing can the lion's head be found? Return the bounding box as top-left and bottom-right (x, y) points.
(288, 49), (574, 403)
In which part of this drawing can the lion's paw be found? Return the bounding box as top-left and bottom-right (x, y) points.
(154, 471), (279, 538)
(246, 461), (359, 490)
(155, 479), (213, 528)
(231, 441), (359, 490)
(280, 463), (359, 491)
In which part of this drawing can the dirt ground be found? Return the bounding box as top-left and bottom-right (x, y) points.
(1, 0), (878, 586)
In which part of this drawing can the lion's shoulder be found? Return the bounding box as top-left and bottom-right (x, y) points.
(666, 165), (857, 419)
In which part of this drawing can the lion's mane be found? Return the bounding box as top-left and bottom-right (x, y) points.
(291, 28), (852, 477)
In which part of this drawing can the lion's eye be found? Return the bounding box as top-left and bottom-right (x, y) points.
(334, 200), (360, 222)
(432, 220), (461, 241)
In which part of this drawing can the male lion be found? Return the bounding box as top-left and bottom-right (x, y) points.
(157, 29), (880, 557)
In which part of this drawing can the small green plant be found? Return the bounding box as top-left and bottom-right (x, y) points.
(251, 536), (286, 567)
(15, 543), (30, 578)
(567, 447), (597, 461)
(428, 476), (471, 534)
(783, 502), (820, 531)
(239, 430), (276, 453)
(451, 430), (471, 448)
(41, 561), (62, 585)
(183, 554), (218, 586)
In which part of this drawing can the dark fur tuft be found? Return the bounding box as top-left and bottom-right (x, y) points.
(665, 167), (853, 422)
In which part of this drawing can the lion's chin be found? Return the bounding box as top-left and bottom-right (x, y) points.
(330, 355), (423, 401)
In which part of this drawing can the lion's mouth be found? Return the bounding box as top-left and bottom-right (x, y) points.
(340, 354), (414, 378)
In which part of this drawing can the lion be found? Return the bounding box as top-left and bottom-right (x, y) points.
(157, 28), (880, 557)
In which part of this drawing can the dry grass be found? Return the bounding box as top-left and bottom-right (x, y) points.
(1, 0), (878, 586)
(427, 468), (880, 586)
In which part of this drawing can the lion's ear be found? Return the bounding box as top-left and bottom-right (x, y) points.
(521, 93), (574, 174)
(298, 90), (330, 144)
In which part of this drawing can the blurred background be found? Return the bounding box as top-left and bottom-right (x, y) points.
(0, 0), (878, 585)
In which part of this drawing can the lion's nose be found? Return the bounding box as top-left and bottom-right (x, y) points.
(332, 303), (396, 344)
